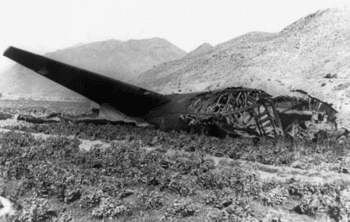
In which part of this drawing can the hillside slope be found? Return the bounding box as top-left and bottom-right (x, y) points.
(0, 38), (186, 99)
(140, 8), (350, 128)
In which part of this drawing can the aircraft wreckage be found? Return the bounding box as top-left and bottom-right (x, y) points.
(2, 46), (340, 140)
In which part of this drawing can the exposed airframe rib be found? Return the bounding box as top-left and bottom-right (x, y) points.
(3, 46), (170, 117)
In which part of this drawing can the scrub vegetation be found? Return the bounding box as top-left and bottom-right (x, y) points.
(1, 106), (350, 222)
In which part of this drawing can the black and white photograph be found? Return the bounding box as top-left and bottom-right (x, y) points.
(1, 0), (350, 221)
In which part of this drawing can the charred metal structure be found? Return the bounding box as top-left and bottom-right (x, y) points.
(181, 88), (284, 138)
(273, 90), (338, 138)
(2, 46), (339, 139)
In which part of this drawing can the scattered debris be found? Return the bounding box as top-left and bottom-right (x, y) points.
(0, 113), (12, 121)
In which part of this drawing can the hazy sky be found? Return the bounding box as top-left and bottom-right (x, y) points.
(0, 0), (349, 70)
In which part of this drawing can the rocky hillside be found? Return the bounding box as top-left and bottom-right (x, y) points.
(0, 38), (186, 99)
(140, 8), (350, 129)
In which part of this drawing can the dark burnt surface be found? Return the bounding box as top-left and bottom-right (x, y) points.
(4, 46), (171, 117)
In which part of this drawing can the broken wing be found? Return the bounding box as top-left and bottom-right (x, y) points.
(3, 46), (170, 117)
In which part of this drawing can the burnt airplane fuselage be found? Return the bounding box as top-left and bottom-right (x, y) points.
(143, 88), (284, 138)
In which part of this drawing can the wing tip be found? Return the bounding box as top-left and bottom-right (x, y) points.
(3, 46), (18, 59)
(2, 46), (44, 71)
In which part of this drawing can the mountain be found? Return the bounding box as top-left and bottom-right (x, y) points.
(184, 43), (214, 58)
(0, 38), (186, 99)
(140, 8), (350, 128)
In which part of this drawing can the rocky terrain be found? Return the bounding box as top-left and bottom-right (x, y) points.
(140, 8), (350, 129)
(0, 38), (186, 100)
